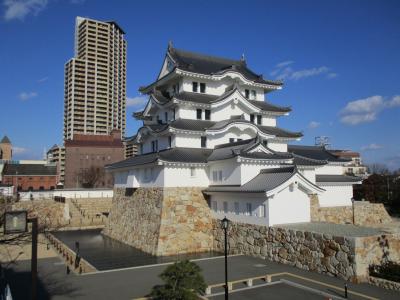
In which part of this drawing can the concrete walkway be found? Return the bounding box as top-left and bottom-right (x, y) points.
(4, 255), (400, 300)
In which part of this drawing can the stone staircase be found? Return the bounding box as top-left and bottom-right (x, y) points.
(67, 198), (112, 228)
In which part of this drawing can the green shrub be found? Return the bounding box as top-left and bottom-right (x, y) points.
(150, 260), (207, 300)
(369, 261), (400, 282)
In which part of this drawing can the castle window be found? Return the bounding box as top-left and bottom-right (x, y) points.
(205, 109), (211, 120)
(151, 140), (158, 152)
(196, 109), (202, 120)
(257, 115), (262, 125)
(212, 200), (217, 211)
(200, 83), (206, 93)
(234, 202), (239, 215)
(192, 82), (198, 92)
(190, 167), (196, 177)
(250, 114), (255, 123)
(201, 136), (207, 148)
(229, 138), (234, 143)
(259, 204), (266, 218)
(245, 89), (250, 99)
(168, 136), (172, 148)
(250, 90), (256, 100)
(246, 203), (252, 216)
(164, 112), (168, 123)
(223, 202), (228, 214)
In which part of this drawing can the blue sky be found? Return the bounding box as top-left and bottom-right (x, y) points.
(0, 0), (399, 169)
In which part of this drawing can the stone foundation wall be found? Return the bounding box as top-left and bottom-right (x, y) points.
(310, 195), (392, 226)
(103, 187), (213, 256)
(213, 219), (357, 280)
(212, 219), (400, 281)
(157, 187), (213, 256)
(102, 188), (163, 255)
(12, 200), (67, 229)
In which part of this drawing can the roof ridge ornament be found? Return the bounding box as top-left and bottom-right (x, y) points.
(168, 40), (173, 50)
(241, 53), (246, 65)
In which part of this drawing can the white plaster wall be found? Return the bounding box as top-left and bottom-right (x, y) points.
(318, 184), (353, 207)
(268, 141), (288, 152)
(298, 168), (316, 183)
(209, 159), (240, 185)
(210, 193), (269, 226)
(176, 106), (195, 119)
(52, 189), (113, 199)
(163, 166), (209, 187)
(262, 116), (276, 126)
(175, 134), (202, 148)
(240, 163), (282, 185)
(316, 164), (344, 175)
(268, 185), (311, 225)
(208, 127), (255, 148)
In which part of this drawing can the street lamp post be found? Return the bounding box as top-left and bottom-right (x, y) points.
(221, 217), (230, 300)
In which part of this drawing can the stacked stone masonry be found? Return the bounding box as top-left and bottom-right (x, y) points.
(212, 219), (400, 281)
(12, 200), (68, 229)
(310, 195), (392, 226)
(103, 187), (213, 256)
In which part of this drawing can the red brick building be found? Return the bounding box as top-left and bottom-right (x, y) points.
(2, 164), (58, 192)
(64, 130), (124, 188)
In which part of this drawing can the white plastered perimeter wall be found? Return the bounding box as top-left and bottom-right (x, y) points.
(317, 184), (353, 207)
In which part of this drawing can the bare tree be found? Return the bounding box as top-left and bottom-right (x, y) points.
(77, 166), (105, 188)
(368, 163), (389, 175)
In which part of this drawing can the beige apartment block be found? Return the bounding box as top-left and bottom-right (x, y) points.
(64, 17), (127, 141)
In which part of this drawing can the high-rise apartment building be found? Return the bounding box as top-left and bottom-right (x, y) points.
(64, 17), (127, 140)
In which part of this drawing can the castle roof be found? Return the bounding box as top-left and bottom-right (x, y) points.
(316, 175), (362, 183)
(288, 145), (350, 163)
(1, 136), (11, 144)
(168, 47), (282, 86)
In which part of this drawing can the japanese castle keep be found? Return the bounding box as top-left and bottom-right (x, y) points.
(103, 44), (362, 256)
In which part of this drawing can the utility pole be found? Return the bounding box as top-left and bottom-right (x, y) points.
(29, 217), (38, 300)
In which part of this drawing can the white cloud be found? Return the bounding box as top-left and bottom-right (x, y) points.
(308, 121), (320, 129)
(340, 95), (400, 125)
(327, 73), (338, 79)
(361, 143), (383, 151)
(270, 61), (332, 81)
(126, 96), (147, 108)
(18, 91), (37, 101)
(37, 76), (48, 83)
(275, 61), (294, 68)
(13, 146), (28, 154)
(3, 0), (48, 21)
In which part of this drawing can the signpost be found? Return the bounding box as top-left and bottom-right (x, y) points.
(3, 211), (38, 300)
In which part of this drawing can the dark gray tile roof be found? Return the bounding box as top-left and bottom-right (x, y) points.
(288, 145), (350, 163)
(208, 137), (292, 161)
(204, 166), (296, 193)
(1, 136), (11, 144)
(293, 154), (328, 166)
(106, 147), (212, 170)
(174, 91), (219, 104)
(3, 164), (57, 176)
(247, 100), (291, 113)
(169, 47), (283, 86)
(169, 119), (215, 131)
(316, 175), (362, 183)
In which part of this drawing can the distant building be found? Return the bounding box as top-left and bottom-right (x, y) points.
(47, 144), (65, 186)
(330, 149), (368, 177)
(0, 135), (12, 160)
(64, 130), (124, 188)
(123, 135), (138, 158)
(64, 17), (127, 140)
(2, 163), (58, 192)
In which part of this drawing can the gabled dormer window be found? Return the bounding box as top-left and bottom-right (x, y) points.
(250, 114), (255, 123)
(200, 83), (206, 93)
(165, 112), (168, 123)
(257, 115), (262, 125)
(245, 89), (250, 99)
(192, 82), (198, 92)
(251, 90), (256, 100)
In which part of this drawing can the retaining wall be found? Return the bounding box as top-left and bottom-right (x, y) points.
(103, 187), (213, 256)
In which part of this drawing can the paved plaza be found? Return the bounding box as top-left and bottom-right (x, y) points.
(4, 254), (400, 300)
